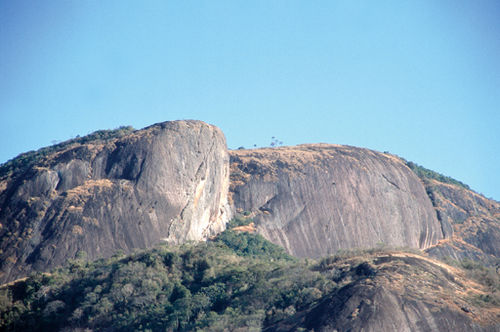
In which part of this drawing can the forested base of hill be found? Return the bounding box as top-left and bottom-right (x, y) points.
(1, 218), (498, 331)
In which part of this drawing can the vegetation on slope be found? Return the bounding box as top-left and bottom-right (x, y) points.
(0, 217), (498, 331)
(405, 160), (470, 190)
(0, 126), (134, 180)
(443, 257), (500, 306)
(0, 218), (335, 331)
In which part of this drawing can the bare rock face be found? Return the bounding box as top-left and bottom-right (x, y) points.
(423, 180), (500, 265)
(230, 145), (445, 258)
(0, 120), (231, 283)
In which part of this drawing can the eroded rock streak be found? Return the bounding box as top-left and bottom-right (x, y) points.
(230, 145), (445, 258)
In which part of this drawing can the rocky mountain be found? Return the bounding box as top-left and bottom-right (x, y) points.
(0, 120), (498, 330)
(0, 121), (231, 284)
(230, 145), (446, 258)
(230, 146), (500, 266)
(1, 120), (499, 282)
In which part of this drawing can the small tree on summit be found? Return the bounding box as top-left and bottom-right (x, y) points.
(270, 137), (283, 147)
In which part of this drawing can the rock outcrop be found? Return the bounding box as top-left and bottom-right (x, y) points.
(1, 119), (498, 287)
(423, 179), (500, 265)
(230, 145), (446, 258)
(1, 120), (499, 330)
(0, 120), (231, 283)
(267, 253), (499, 332)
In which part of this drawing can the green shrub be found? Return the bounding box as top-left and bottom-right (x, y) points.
(0, 229), (332, 331)
(0, 126), (134, 180)
(214, 228), (293, 261)
(405, 161), (470, 190)
(1, 227), (496, 331)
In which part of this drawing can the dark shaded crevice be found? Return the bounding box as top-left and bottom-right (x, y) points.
(382, 174), (401, 190)
(425, 186), (453, 240)
(134, 158), (147, 183)
(258, 195), (279, 215)
(179, 201), (190, 221)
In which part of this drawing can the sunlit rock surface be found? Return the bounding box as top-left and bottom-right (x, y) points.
(0, 120), (231, 283)
(230, 145), (446, 258)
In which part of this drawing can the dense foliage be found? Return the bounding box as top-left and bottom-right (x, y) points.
(1, 222), (498, 331)
(0, 126), (134, 180)
(0, 223), (337, 331)
(216, 217), (292, 260)
(405, 160), (470, 190)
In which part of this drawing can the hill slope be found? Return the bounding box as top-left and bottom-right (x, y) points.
(1, 120), (498, 286)
(422, 179), (500, 266)
(1, 229), (498, 331)
(230, 145), (445, 257)
(230, 146), (500, 267)
(0, 120), (499, 330)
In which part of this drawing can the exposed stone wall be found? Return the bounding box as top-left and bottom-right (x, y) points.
(230, 144), (444, 258)
(0, 120), (231, 283)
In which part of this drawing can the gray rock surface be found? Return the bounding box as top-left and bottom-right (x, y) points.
(230, 145), (446, 258)
(423, 180), (500, 265)
(1, 118), (498, 288)
(0, 120), (231, 283)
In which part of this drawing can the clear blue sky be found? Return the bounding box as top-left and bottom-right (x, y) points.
(1, 1), (499, 200)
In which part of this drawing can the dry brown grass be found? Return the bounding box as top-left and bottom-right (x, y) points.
(232, 222), (257, 233)
(72, 225), (84, 235)
(65, 179), (114, 198)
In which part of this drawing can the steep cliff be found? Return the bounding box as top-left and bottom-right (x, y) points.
(230, 145), (446, 258)
(422, 178), (500, 266)
(0, 120), (231, 284)
(1, 122), (498, 330)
